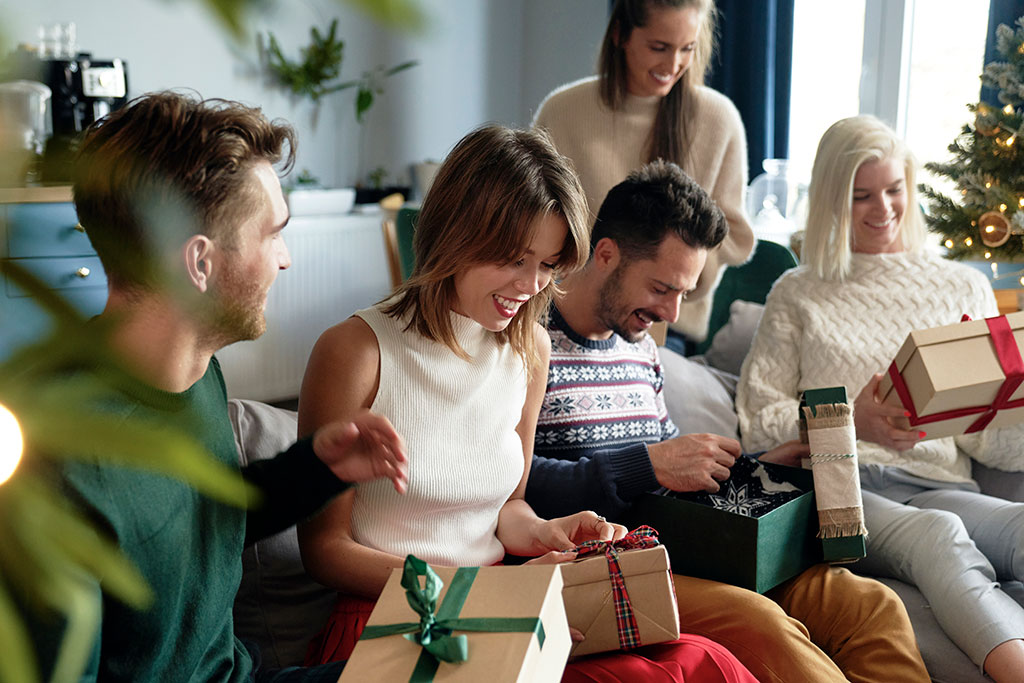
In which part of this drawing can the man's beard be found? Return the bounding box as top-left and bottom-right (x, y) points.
(201, 266), (267, 347)
(595, 264), (659, 343)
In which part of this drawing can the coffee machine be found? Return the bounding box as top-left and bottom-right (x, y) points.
(37, 55), (129, 181)
(2, 30), (128, 183)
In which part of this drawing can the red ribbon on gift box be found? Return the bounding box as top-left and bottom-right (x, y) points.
(573, 525), (660, 650)
(887, 315), (1024, 434)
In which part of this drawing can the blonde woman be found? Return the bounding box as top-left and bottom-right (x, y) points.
(737, 115), (1024, 681)
(533, 0), (754, 344)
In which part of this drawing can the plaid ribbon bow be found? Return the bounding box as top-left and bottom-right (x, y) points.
(572, 525), (660, 649)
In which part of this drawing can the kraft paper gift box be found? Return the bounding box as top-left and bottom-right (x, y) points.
(878, 311), (1024, 440)
(340, 557), (571, 683)
(623, 466), (821, 594)
(559, 534), (679, 657)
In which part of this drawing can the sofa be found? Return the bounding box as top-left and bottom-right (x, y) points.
(228, 300), (1024, 681)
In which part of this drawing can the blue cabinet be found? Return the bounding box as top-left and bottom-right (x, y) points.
(0, 189), (108, 361)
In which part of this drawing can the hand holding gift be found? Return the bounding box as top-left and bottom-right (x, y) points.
(525, 511), (628, 564)
(854, 373), (922, 451)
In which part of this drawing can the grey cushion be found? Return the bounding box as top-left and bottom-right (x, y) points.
(704, 300), (765, 376)
(660, 348), (740, 440)
(229, 399), (336, 669)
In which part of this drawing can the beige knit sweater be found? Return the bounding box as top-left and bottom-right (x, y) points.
(533, 76), (755, 341)
(736, 251), (1024, 484)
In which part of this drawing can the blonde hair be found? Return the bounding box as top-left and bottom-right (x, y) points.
(384, 125), (590, 370)
(803, 115), (927, 281)
(598, 0), (718, 165)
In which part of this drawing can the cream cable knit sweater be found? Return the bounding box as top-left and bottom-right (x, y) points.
(737, 251), (1024, 484)
(350, 305), (528, 567)
(533, 76), (755, 342)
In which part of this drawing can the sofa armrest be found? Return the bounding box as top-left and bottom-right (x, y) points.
(973, 461), (1024, 502)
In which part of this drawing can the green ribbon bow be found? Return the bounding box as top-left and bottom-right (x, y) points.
(359, 555), (547, 682)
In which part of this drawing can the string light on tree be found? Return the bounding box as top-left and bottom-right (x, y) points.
(0, 402), (24, 485)
(921, 15), (1024, 260)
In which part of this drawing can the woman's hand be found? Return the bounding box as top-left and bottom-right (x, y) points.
(758, 440), (810, 467)
(854, 373), (923, 451)
(523, 511), (627, 566)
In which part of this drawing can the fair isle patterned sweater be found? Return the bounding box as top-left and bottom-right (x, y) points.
(737, 251), (1024, 484)
(525, 308), (673, 521)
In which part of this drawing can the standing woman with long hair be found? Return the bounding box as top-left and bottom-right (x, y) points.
(533, 0), (754, 345)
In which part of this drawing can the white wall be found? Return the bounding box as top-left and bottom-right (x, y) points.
(520, 0), (607, 124)
(2, 0), (605, 188)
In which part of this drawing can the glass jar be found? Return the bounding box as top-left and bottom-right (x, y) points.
(747, 158), (807, 247)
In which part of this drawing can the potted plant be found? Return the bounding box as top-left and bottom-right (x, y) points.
(265, 19), (416, 205)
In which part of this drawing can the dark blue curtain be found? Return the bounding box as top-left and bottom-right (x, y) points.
(708, 0), (795, 183)
(980, 0), (1024, 105)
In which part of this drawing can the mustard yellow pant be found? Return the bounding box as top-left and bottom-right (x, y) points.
(674, 564), (929, 683)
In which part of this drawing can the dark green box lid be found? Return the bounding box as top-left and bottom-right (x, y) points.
(624, 464), (821, 594)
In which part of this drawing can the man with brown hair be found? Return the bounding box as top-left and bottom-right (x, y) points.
(33, 92), (407, 683)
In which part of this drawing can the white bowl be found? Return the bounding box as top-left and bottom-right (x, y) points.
(286, 187), (356, 216)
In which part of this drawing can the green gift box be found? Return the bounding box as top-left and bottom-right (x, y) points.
(623, 465), (821, 594)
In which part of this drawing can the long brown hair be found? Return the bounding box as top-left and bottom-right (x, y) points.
(597, 0), (718, 167)
(383, 125), (589, 370)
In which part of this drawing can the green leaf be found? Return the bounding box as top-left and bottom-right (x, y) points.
(356, 87), (374, 122)
(341, 0), (427, 31)
(0, 579), (40, 683)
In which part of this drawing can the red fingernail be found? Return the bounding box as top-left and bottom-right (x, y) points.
(903, 411), (911, 417)
(918, 431), (926, 438)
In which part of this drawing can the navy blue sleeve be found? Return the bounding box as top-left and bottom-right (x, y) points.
(241, 435), (351, 545)
(525, 442), (660, 521)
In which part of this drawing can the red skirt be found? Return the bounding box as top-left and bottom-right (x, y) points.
(306, 595), (757, 683)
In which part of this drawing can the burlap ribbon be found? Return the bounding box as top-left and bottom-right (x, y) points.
(802, 404), (868, 539)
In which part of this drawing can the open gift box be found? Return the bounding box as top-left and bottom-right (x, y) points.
(340, 558), (570, 682)
(622, 462), (821, 594)
(878, 311), (1024, 440)
(560, 531), (679, 657)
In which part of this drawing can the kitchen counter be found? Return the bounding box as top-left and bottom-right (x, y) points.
(0, 186), (73, 204)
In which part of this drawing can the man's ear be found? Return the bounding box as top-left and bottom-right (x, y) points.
(592, 237), (621, 273)
(183, 235), (216, 293)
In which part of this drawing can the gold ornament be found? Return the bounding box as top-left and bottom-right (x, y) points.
(976, 114), (998, 136)
(979, 211), (1012, 247)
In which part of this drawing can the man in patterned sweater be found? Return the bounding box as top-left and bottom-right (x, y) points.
(524, 160), (931, 683)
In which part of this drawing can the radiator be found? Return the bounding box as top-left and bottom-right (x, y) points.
(216, 213), (392, 402)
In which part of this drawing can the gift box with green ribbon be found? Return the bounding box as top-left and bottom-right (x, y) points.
(339, 555), (571, 682)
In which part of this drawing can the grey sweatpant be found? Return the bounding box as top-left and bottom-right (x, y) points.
(854, 464), (1024, 670)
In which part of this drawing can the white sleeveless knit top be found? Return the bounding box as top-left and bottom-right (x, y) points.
(350, 304), (528, 566)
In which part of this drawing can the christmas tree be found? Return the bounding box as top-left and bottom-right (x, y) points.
(921, 16), (1024, 261)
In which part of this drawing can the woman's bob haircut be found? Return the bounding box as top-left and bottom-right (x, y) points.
(803, 115), (927, 282)
(384, 124), (590, 370)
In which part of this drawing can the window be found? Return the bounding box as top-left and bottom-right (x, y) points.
(788, 0), (991, 197)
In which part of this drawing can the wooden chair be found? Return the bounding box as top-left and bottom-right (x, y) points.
(381, 206), (418, 289)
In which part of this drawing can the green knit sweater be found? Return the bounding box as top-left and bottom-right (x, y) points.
(40, 357), (347, 682)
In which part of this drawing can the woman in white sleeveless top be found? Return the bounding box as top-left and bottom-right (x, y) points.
(297, 125), (759, 681)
